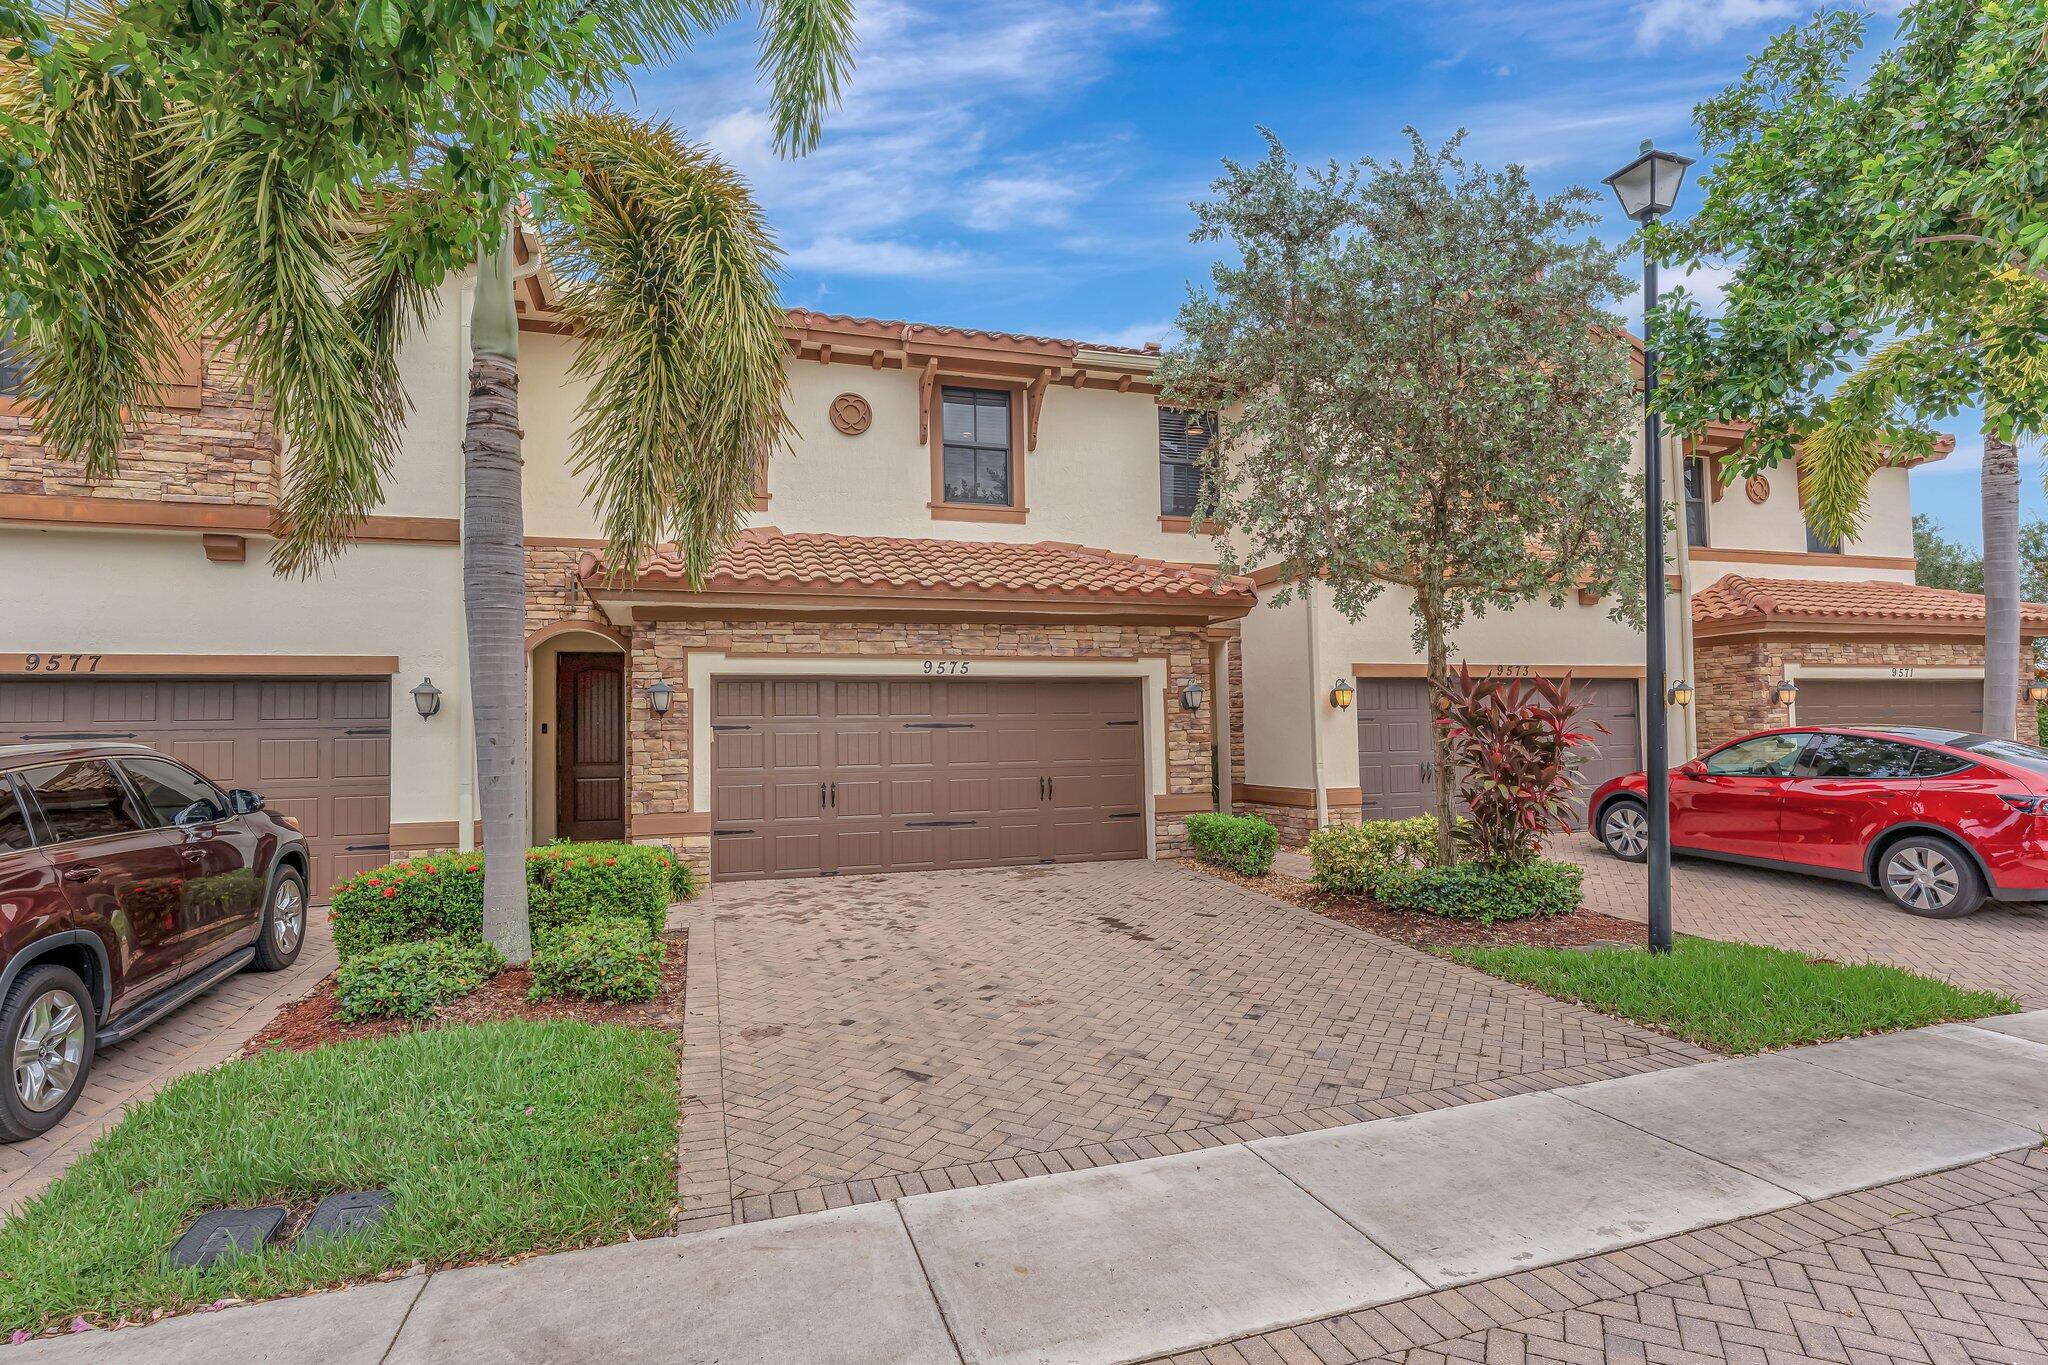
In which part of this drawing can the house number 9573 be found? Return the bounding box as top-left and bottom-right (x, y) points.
(921, 660), (969, 675)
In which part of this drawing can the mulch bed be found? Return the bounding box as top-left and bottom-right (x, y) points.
(1179, 859), (1650, 952)
(240, 931), (688, 1056)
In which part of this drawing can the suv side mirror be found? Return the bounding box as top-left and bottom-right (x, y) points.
(229, 788), (265, 815)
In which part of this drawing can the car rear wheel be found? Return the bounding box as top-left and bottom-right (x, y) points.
(1, 963), (97, 1143)
(249, 868), (307, 973)
(1878, 836), (1985, 919)
(1599, 798), (1651, 863)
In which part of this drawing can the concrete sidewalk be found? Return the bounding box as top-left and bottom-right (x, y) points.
(18, 1013), (2048, 1365)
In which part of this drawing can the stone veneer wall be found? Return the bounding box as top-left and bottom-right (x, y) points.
(1695, 633), (2039, 750)
(629, 618), (1221, 879)
(1234, 799), (1363, 850)
(0, 339), (278, 504)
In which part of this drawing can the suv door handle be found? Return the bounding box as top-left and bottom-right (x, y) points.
(61, 866), (100, 883)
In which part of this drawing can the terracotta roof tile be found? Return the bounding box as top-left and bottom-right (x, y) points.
(582, 528), (1254, 608)
(783, 309), (1161, 358)
(1693, 573), (2048, 628)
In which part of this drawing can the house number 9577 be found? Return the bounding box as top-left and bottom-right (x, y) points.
(921, 660), (969, 675)
(21, 654), (103, 673)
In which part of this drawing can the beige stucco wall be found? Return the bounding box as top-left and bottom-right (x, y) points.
(1687, 457), (1915, 582)
(0, 527), (470, 827)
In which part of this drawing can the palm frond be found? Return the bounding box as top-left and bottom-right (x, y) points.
(542, 110), (789, 584)
(756, 0), (856, 155)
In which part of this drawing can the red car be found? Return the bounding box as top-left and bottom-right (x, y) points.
(0, 743), (308, 1140)
(1589, 725), (2048, 919)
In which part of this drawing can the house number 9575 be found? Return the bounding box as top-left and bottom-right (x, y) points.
(921, 660), (969, 675)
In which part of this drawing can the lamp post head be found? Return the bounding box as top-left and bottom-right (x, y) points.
(1604, 140), (1694, 223)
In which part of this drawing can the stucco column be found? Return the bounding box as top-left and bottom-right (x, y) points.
(1210, 634), (1233, 815)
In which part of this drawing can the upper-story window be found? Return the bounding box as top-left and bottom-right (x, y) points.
(1159, 408), (1212, 518)
(1682, 458), (1708, 547)
(0, 326), (24, 399)
(940, 387), (1013, 507)
(1806, 522), (1843, 554)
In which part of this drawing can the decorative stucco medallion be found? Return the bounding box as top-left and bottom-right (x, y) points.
(1745, 473), (1770, 505)
(829, 392), (872, 436)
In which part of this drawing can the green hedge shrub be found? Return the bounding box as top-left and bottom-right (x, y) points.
(529, 918), (667, 1004)
(1307, 817), (1443, 897)
(1186, 811), (1279, 876)
(332, 841), (692, 960)
(1376, 857), (1583, 925)
(334, 938), (504, 1022)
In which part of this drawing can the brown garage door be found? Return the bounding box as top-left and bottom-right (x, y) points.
(1796, 678), (1982, 732)
(1355, 675), (1641, 820)
(710, 676), (1146, 880)
(0, 676), (392, 896)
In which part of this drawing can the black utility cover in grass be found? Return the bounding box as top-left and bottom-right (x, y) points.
(170, 1208), (287, 1268)
(298, 1190), (395, 1247)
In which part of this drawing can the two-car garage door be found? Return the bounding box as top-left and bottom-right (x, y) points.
(0, 676), (392, 895)
(710, 676), (1147, 880)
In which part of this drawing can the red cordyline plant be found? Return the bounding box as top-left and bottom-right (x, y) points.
(1433, 665), (1605, 867)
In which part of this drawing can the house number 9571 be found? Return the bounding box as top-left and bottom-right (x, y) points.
(921, 660), (969, 675)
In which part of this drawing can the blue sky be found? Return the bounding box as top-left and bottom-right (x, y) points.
(637, 0), (2039, 551)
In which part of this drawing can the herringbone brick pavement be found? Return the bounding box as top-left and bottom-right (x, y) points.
(1554, 835), (2048, 1008)
(674, 861), (1711, 1226)
(1157, 1149), (2048, 1365)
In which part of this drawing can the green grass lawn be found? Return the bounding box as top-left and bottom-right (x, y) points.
(0, 1021), (678, 1336)
(1447, 936), (2016, 1055)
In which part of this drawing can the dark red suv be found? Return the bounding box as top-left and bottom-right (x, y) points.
(0, 743), (308, 1140)
(1590, 725), (2048, 919)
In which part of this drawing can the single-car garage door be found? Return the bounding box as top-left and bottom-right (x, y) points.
(1355, 674), (1641, 820)
(0, 676), (392, 895)
(1795, 678), (1983, 732)
(710, 676), (1146, 880)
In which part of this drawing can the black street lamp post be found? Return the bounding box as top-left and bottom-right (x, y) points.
(1603, 139), (1693, 955)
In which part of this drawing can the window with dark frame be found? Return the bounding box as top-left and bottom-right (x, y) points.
(1682, 458), (1709, 547)
(1159, 408), (1213, 518)
(940, 386), (1013, 507)
(1805, 521), (1844, 554)
(0, 326), (22, 399)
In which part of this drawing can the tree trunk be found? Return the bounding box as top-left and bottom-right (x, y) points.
(1982, 428), (2020, 742)
(465, 226), (532, 963)
(1421, 588), (1455, 865)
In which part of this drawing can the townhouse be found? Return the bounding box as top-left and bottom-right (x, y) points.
(3, 252), (2037, 886)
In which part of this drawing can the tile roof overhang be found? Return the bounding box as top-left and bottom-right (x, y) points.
(577, 528), (1257, 627)
(1693, 573), (2048, 639)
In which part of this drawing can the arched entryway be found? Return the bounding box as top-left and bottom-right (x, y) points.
(528, 623), (629, 843)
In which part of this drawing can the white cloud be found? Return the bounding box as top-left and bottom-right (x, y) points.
(1091, 319), (1179, 350)
(962, 174), (1084, 231)
(1634, 0), (1800, 48)
(784, 235), (978, 277)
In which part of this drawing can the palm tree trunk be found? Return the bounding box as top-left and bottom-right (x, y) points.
(1982, 427), (2020, 742)
(464, 224), (532, 963)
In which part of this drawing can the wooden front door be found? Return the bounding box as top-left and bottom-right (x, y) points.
(556, 653), (626, 841)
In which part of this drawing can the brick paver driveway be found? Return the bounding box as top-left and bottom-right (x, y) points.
(0, 914), (337, 1218)
(1557, 835), (2048, 1007)
(671, 860), (1710, 1230)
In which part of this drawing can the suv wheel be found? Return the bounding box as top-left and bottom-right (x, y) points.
(2, 963), (96, 1143)
(1879, 836), (1985, 918)
(1598, 798), (1650, 863)
(250, 868), (307, 972)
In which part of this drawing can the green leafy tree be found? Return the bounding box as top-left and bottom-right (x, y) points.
(1913, 513), (1985, 593)
(5, 0), (854, 960)
(1650, 0), (2048, 738)
(1160, 131), (1644, 860)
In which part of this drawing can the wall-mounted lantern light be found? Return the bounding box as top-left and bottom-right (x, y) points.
(2028, 680), (2048, 706)
(1666, 680), (1695, 708)
(647, 679), (676, 717)
(1329, 678), (1356, 711)
(1772, 679), (1799, 708)
(1179, 678), (1205, 712)
(410, 677), (442, 720)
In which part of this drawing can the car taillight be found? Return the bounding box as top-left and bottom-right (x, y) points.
(1998, 795), (2048, 814)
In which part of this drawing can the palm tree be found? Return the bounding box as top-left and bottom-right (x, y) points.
(6, 0), (855, 961)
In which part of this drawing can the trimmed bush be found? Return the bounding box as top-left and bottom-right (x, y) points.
(1307, 817), (1443, 897)
(332, 841), (691, 960)
(1186, 811), (1279, 876)
(526, 843), (668, 940)
(1376, 857), (1583, 925)
(334, 938), (503, 1022)
(529, 918), (666, 1005)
